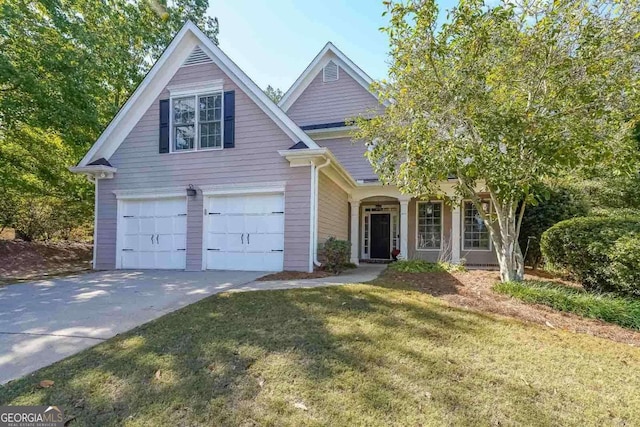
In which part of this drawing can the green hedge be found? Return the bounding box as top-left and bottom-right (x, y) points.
(518, 185), (589, 268)
(541, 217), (640, 295)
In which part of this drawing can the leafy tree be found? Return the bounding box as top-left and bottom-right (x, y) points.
(264, 85), (284, 103)
(0, 0), (218, 239)
(356, 0), (640, 281)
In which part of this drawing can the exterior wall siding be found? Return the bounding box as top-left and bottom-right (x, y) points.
(95, 61), (311, 271)
(317, 171), (349, 243)
(317, 137), (376, 180)
(287, 68), (384, 127)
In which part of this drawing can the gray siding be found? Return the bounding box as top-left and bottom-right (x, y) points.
(287, 67), (383, 127)
(317, 171), (348, 243)
(317, 137), (376, 180)
(96, 61), (311, 271)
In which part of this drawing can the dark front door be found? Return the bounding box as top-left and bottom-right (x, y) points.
(370, 214), (391, 259)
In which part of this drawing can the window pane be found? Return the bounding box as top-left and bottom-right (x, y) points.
(199, 94), (222, 123)
(174, 125), (194, 151)
(199, 122), (221, 148)
(463, 202), (490, 249)
(417, 202), (442, 249)
(173, 97), (195, 124)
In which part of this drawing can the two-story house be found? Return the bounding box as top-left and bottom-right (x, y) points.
(71, 21), (497, 273)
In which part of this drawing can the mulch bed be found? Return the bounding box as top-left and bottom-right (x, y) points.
(257, 270), (334, 281)
(380, 268), (640, 347)
(0, 240), (92, 284)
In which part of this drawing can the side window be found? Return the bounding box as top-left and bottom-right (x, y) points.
(417, 202), (442, 249)
(463, 201), (491, 249)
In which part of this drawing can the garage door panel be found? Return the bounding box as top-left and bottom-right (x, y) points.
(226, 216), (245, 234)
(139, 217), (155, 234)
(204, 193), (285, 271)
(118, 197), (187, 270)
(246, 234), (281, 252)
(124, 218), (140, 234)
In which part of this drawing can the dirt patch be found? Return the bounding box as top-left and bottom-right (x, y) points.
(379, 268), (640, 347)
(0, 240), (92, 284)
(257, 270), (334, 281)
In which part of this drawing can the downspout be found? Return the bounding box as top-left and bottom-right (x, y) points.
(313, 158), (331, 267)
(84, 173), (97, 269)
(308, 162), (316, 273)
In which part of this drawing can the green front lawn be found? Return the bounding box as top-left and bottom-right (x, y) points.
(494, 280), (640, 330)
(1, 280), (639, 426)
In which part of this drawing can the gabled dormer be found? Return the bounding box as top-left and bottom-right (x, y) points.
(279, 42), (385, 128)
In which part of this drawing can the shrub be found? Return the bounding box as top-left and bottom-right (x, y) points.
(494, 280), (640, 330)
(321, 237), (351, 273)
(518, 185), (589, 268)
(541, 216), (640, 295)
(388, 259), (466, 273)
(607, 233), (640, 296)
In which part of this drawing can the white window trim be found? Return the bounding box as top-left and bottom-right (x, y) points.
(415, 200), (444, 252)
(169, 90), (224, 154)
(461, 200), (493, 252)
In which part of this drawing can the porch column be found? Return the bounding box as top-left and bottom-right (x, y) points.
(349, 199), (360, 265)
(451, 203), (461, 263)
(399, 197), (410, 260)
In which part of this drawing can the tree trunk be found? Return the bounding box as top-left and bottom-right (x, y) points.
(474, 195), (525, 282)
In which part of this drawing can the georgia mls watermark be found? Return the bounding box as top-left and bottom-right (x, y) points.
(0, 406), (64, 427)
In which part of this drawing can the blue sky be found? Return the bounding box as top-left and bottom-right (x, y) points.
(209, 0), (455, 93)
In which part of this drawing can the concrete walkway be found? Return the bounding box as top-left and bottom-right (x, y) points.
(0, 265), (385, 384)
(234, 264), (386, 292)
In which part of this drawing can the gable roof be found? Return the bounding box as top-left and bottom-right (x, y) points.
(278, 42), (384, 112)
(77, 21), (319, 167)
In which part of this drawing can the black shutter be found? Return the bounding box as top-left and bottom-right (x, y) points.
(223, 91), (235, 148)
(159, 99), (170, 153)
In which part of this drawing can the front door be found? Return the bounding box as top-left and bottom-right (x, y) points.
(370, 213), (391, 259)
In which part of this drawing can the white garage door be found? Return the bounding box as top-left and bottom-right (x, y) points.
(118, 197), (187, 269)
(204, 193), (284, 271)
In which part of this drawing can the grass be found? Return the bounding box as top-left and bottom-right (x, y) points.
(494, 280), (640, 330)
(1, 280), (639, 426)
(387, 259), (466, 273)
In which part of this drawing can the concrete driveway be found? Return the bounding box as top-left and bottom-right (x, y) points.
(0, 270), (265, 384)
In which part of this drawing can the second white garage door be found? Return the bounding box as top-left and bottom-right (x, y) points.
(204, 193), (285, 271)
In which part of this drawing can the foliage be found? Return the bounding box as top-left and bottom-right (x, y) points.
(388, 259), (466, 273)
(494, 280), (640, 330)
(264, 85), (283, 103)
(0, 0), (218, 240)
(321, 237), (351, 273)
(541, 217), (640, 295)
(354, 0), (640, 282)
(580, 174), (640, 211)
(519, 184), (589, 268)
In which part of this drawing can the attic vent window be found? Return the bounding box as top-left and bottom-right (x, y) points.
(323, 60), (339, 82)
(182, 46), (212, 67)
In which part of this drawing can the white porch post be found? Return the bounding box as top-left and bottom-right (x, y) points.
(349, 199), (360, 265)
(451, 203), (462, 263)
(399, 197), (410, 260)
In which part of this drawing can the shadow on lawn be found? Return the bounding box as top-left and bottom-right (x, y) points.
(0, 281), (557, 426)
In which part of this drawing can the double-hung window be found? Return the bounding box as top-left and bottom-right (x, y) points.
(417, 201), (442, 250)
(172, 92), (222, 152)
(463, 201), (491, 250)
